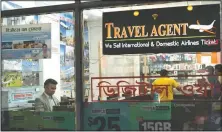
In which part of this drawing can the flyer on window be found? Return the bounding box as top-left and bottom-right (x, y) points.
(60, 12), (75, 90)
(84, 21), (90, 89)
(60, 12), (74, 47)
(2, 23), (51, 59)
(2, 71), (23, 87)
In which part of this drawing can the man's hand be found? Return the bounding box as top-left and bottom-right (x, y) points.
(176, 86), (181, 92)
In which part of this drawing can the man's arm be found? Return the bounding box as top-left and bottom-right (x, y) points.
(34, 98), (45, 111)
(172, 79), (181, 91)
(151, 81), (156, 98)
(219, 75), (222, 84)
(53, 96), (60, 106)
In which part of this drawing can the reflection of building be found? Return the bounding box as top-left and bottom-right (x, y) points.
(2, 2), (38, 25)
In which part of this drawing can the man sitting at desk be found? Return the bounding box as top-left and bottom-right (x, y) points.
(35, 79), (60, 112)
(152, 69), (181, 101)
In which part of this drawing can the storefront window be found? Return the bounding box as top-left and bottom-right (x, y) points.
(1, 0), (221, 131)
(1, 12), (76, 131)
(83, 1), (221, 131)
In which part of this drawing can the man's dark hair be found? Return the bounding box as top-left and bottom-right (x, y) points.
(44, 78), (57, 88)
(206, 66), (214, 74)
(160, 69), (168, 77)
(215, 64), (222, 72)
(42, 44), (47, 48)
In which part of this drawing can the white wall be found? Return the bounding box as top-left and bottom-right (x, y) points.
(88, 20), (102, 78)
(87, 20), (101, 101)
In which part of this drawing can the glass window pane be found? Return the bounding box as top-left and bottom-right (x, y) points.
(83, 1), (221, 131)
(1, 12), (75, 131)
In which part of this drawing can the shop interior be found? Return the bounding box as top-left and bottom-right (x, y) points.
(1, 0), (221, 131)
(83, 1), (221, 101)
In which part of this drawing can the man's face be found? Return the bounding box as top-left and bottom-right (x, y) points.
(43, 45), (47, 49)
(45, 83), (56, 96)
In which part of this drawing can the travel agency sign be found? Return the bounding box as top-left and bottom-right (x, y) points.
(102, 4), (221, 55)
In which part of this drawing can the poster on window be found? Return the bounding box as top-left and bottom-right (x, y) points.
(60, 12), (74, 46)
(60, 66), (75, 90)
(2, 71), (23, 87)
(11, 92), (33, 101)
(2, 59), (40, 88)
(22, 59), (40, 72)
(84, 102), (171, 131)
(131, 102), (171, 131)
(84, 21), (90, 89)
(60, 12), (75, 91)
(2, 60), (22, 71)
(84, 102), (130, 131)
(2, 23), (51, 59)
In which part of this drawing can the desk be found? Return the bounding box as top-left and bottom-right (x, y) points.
(4, 111), (75, 131)
(84, 96), (221, 131)
(84, 101), (171, 131)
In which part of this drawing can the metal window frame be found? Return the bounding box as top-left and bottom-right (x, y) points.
(1, 1), (156, 17)
(1, 0), (193, 130)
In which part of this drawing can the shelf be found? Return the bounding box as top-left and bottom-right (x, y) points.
(168, 70), (195, 71)
(150, 70), (195, 72)
(148, 74), (197, 77)
(149, 77), (195, 79)
(149, 60), (195, 63)
(175, 78), (195, 80)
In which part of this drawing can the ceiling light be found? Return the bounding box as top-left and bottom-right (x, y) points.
(187, 5), (193, 11)
(133, 11), (139, 16)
